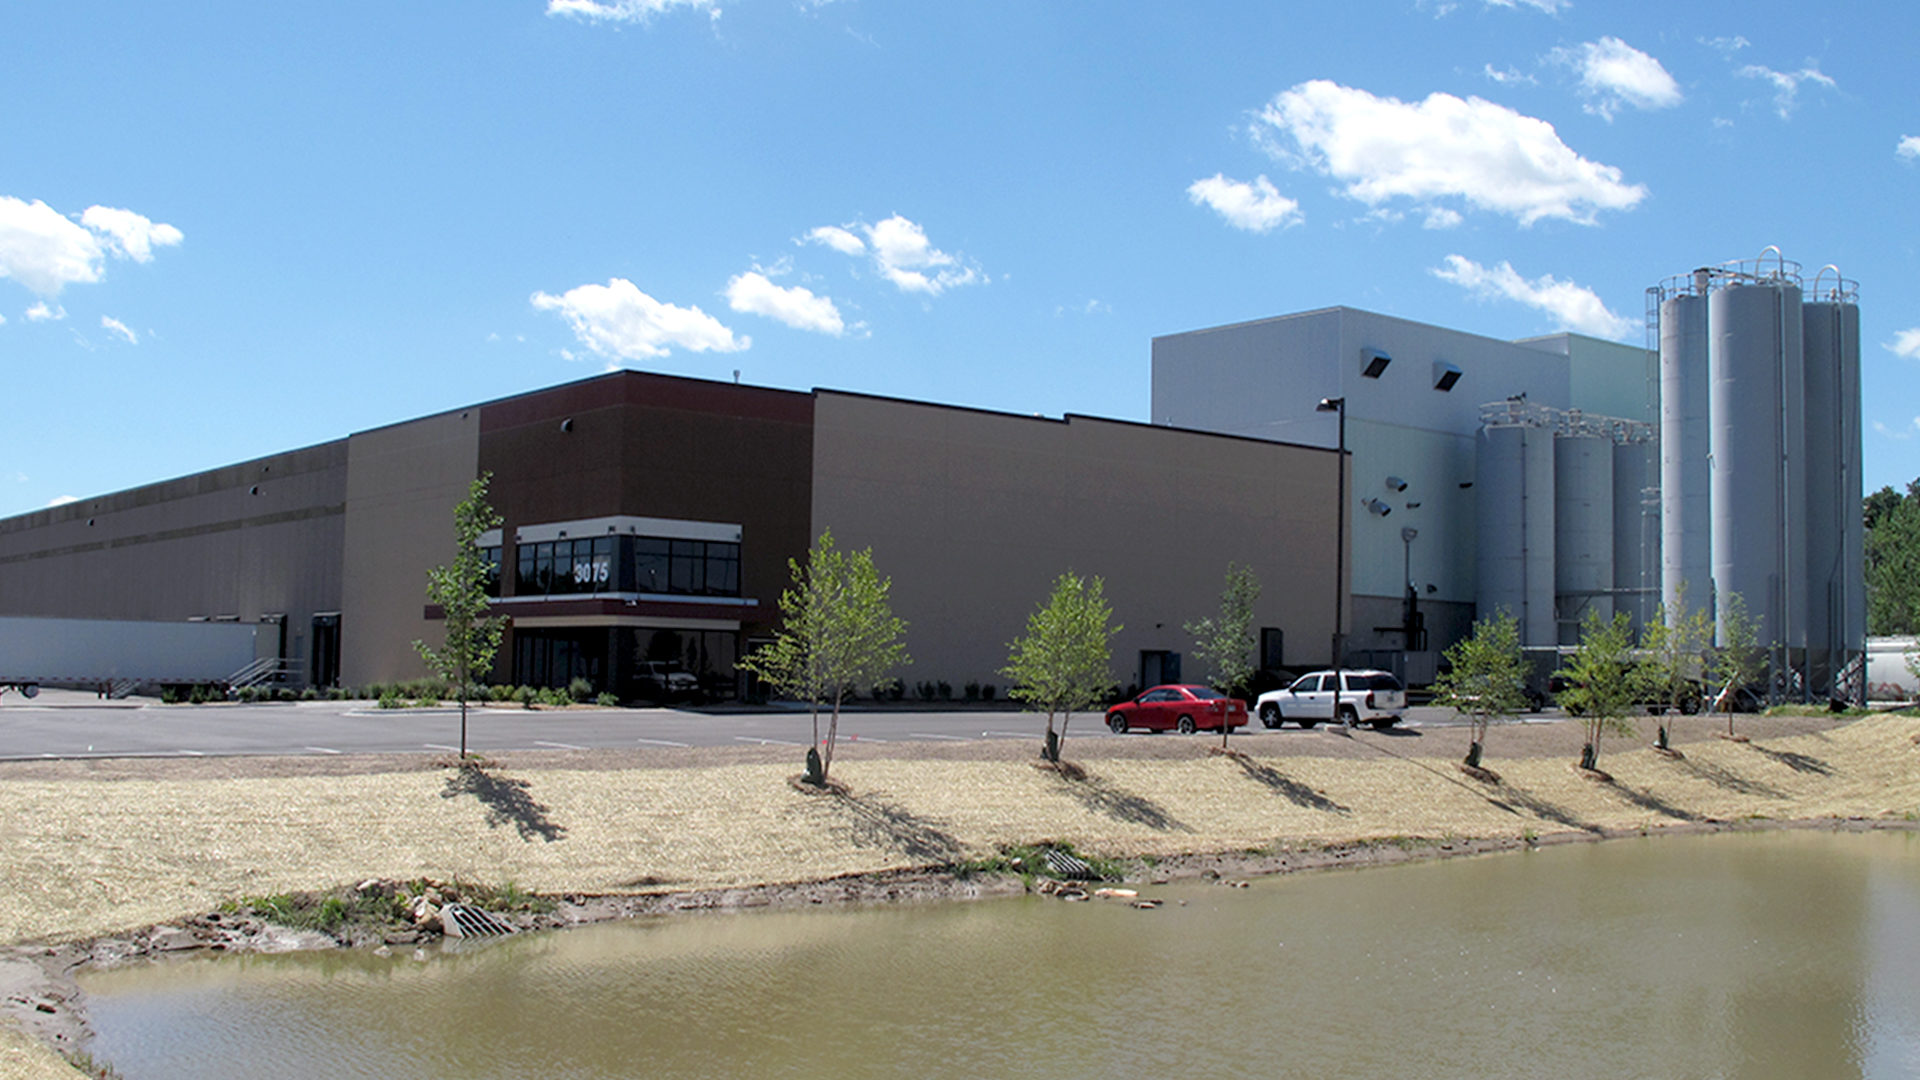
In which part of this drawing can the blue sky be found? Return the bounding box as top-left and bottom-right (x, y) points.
(5, 0), (1919, 517)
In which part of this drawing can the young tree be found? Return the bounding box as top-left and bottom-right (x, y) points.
(1184, 564), (1260, 749)
(1001, 572), (1121, 763)
(1866, 481), (1920, 635)
(1430, 610), (1527, 770)
(738, 529), (909, 786)
(1554, 609), (1639, 772)
(1637, 588), (1713, 751)
(1706, 591), (1767, 738)
(414, 473), (506, 760)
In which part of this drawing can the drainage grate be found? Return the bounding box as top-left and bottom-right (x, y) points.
(1044, 848), (1099, 881)
(441, 903), (517, 938)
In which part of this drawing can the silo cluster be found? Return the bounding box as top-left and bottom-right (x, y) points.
(1652, 250), (1864, 702)
(1474, 399), (1656, 649)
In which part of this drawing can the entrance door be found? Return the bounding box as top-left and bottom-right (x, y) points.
(1139, 650), (1181, 689)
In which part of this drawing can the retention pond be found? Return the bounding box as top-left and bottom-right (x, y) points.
(79, 830), (1920, 1079)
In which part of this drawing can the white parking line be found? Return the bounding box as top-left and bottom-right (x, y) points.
(535, 740), (587, 750)
(979, 731), (1032, 739)
(635, 738), (691, 748)
(176, 749), (205, 756)
(733, 736), (804, 747)
(423, 743), (462, 752)
(909, 733), (969, 741)
(305, 746), (343, 755)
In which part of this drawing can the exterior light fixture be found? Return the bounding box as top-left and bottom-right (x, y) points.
(1385, 476), (1407, 492)
(1364, 498), (1392, 517)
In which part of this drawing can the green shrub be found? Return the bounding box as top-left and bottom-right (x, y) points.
(300, 687), (319, 701)
(568, 676), (594, 703)
(378, 689), (404, 710)
(237, 687), (259, 703)
(937, 680), (952, 701)
(161, 686), (180, 704)
(188, 684), (210, 705)
(981, 683), (996, 701)
(963, 680), (980, 701)
(275, 687), (297, 702)
(595, 692), (619, 707)
(537, 686), (569, 707)
(490, 683), (516, 702)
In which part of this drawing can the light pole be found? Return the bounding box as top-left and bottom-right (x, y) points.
(1318, 396), (1346, 727)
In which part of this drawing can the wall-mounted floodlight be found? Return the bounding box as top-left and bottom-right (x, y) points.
(1405, 500), (1421, 509)
(1432, 361), (1462, 392)
(1426, 584), (1437, 594)
(1363, 498), (1393, 517)
(1385, 476), (1407, 492)
(1317, 396), (1345, 412)
(1360, 349), (1391, 379)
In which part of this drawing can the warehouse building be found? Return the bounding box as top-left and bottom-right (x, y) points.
(0, 370), (1344, 700)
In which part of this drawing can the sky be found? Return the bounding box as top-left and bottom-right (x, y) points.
(5, 0), (1920, 518)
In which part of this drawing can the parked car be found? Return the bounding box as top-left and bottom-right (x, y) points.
(1106, 684), (1248, 734)
(636, 661), (700, 702)
(1256, 669), (1407, 729)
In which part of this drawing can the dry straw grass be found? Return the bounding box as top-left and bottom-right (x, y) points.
(1, 714), (1916, 950)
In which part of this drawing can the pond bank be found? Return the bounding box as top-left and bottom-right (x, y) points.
(2, 712), (1916, 1077)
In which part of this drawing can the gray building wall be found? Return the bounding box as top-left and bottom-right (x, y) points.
(810, 391), (1343, 693)
(0, 442), (349, 674)
(1151, 307), (1576, 635)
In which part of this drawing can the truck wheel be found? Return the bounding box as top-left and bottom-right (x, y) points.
(1259, 703), (1281, 729)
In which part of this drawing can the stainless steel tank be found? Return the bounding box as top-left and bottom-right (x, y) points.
(1476, 421), (1556, 648)
(1554, 431), (1614, 644)
(1660, 290), (1711, 621)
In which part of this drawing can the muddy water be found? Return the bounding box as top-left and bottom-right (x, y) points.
(80, 831), (1920, 1079)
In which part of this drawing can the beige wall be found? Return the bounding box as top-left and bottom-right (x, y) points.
(340, 409), (480, 686)
(810, 393), (1343, 694)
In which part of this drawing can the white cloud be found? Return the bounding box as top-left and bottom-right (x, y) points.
(804, 225), (867, 256)
(809, 215), (984, 295)
(1255, 80), (1646, 226)
(25, 301), (64, 322)
(100, 315), (137, 344)
(1737, 64), (1836, 119)
(1550, 37), (1682, 121)
(1898, 136), (1920, 161)
(1483, 64), (1535, 86)
(1888, 328), (1920, 359)
(0, 196), (182, 297)
(1484, 0), (1568, 13)
(725, 270), (844, 335)
(1432, 254), (1637, 339)
(1423, 207), (1464, 230)
(1872, 419), (1920, 441)
(531, 278), (748, 361)
(546, 0), (717, 23)
(78, 206), (183, 263)
(1701, 36), (1750, 57)
(1186, 174), (1303, 233)
(46, 495), (78, 507)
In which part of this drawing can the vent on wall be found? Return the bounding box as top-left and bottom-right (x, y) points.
(1432, 361), (1462, 392)
(1360, 349), (1392, 378)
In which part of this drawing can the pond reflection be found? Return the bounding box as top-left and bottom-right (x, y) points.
(81, 830), (1920, 1079)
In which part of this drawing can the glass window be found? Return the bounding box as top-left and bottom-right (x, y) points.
(1288, 675), (1318, 693)
(1360, 673), (1403, 692)
(516, 545), (536, 596)
(705, 543), (738, 596)
(1188, 687), (1225, 700)
(534, 543), (554, 595)
(481, 547), (501, 598)
(670, 540), (704, 594)
(634, 539), (669, 594)
(551, 541), (575, 594)
(590, 537), (614, 591)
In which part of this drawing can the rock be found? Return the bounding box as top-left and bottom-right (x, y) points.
(1093, 887), (1138, 899)
(149, 927), (200, 952)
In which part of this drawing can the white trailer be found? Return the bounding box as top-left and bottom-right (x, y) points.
(1867, 637), (1919, 703)
(0, 616), (264, 696)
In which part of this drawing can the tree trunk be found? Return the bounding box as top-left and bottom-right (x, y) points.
(1464, 740), (1483, 769)
(1579, 742), (1597, 771)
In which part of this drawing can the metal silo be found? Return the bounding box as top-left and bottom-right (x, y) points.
(1554, 423), (1614, 644)
(1708, 271), (1807, 669)
(1612, 435), (1656, 635)
(1659, 280), (1712, 621)
(1476, 401), (1556, 648)
(1802, 271), (1863, 699)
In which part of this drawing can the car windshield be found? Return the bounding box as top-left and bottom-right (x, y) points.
(1186, 687), (1225, 700)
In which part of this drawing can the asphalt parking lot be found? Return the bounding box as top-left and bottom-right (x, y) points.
(0, 688), (1544, 760)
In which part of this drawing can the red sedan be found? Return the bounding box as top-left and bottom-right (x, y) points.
(1105, 684), (1249, 734)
